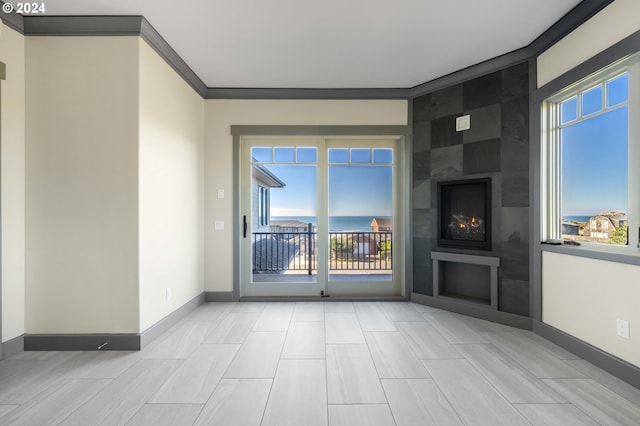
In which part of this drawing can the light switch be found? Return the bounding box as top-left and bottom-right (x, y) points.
(214, 221), (225, 230)
(456, 115), (471, 132)
(217, 189), (225, 199)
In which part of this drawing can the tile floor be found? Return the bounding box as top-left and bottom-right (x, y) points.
(1, 301), (639, 425)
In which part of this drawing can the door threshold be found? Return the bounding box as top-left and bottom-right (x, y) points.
(239, 296), (408, 302)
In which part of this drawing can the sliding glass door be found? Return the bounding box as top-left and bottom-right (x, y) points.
(240, 136), (401, 297)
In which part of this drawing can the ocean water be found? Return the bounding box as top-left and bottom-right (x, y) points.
(271, 216), (391, 232)
(562, 215), (592, 222)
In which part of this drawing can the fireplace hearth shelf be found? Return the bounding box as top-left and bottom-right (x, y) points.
(431, 251), (499, 310)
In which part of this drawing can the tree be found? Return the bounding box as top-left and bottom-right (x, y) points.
(378, 240), (392, 260)
(609, 224), (628, 245)
(330, 237), (355, 260)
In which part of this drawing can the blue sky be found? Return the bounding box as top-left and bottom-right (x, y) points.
(257, 147), (393, 217)
(561, 74), (628, 217)
(265, 164), (393, 217)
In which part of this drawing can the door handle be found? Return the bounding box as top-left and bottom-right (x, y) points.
(243, 215), (248, 238)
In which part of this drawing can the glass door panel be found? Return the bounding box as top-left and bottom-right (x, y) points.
(327, 142), (397, 295)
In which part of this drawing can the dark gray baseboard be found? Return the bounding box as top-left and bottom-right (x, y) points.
(25, 333), (140, 351)
(24, 292), (206, 351)
(1, 334), (25, 359)
(533, 320), (640, 390)
(140, 292), (205, 348)
(410, 292), (532, 330)
(205, 291), (234, 302)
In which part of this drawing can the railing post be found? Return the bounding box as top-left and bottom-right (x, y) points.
(307, 223), (313, 275)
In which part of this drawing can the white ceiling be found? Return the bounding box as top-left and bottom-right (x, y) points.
(38, 0), (582, 89)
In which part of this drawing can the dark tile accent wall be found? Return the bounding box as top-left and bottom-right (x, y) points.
(412, 62), (530, 317)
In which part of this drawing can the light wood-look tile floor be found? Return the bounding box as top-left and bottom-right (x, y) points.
(1, 302), (640, 425)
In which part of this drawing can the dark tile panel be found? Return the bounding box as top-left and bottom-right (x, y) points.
(498, 242), (529, 282)
(413, 238), (433, 295)
(500, 207), (529, 244)
(500, 278), (530, 316)
(413, 120), (431, 152)
(502, 171), (529, 207)
(463, 103), (502, 144)
(431, 114), (462, 149)
(502, 95), (529, 144)
(413, 94), (431, 122)
(463, 138), (501, 174)
(430, 84), (463, 119)
(413, 208), (431, 238)
(413, 178), (431, 209)
(501, 135), (529, 173)
(431, 145), (463, 179)
(463, 71), (501, 110)
(413, 151), (431, 181)
(501, 62), (529, 102)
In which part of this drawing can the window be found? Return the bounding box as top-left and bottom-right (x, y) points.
(543, 53), (639, 249)
(258, 186), (268, 227)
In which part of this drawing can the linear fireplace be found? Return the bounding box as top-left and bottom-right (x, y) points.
(437, 178), (491, 250)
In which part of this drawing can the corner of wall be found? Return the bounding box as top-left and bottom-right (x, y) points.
(1, 21), (26, 344)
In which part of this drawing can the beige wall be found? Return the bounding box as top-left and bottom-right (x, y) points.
(542, 252), (640, 367)
(538, 0), (640, 368)
(138, 40), (205, 331)
(537, 0), (640, 87)
(204, 99), (408, 292)
(25, 37), (140, 333)
(0, 23), (26, 342)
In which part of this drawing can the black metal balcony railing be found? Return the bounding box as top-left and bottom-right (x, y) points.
(252, 224), (392, 274)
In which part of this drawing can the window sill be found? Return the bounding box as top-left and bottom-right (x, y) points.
(540, 241), (640, 266)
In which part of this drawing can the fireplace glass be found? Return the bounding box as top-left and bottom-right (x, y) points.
(437, 178), (491, 250)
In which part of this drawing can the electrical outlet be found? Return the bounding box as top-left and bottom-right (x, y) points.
(166, 287), (173, 301)
(616, 318), (630, 339)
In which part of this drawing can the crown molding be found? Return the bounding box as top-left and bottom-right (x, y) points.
(0, 2), (24, 33)
(528, 0), (613, 57)
(22, 15), (142, 35)
(206, 87), (410, 100)
(138, 17), (207, 96)
(0, 0), (615, 100)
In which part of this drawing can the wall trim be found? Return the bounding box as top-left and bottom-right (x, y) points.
(17, 15), (208, 97)
(24, 293), (205, 351)
(139, 292), (205, 348)
(410, 292), (533, 330)
(1, 334), (24, 358)
(205, 291), (234, 302)
(230, 125), (411, 137)
(541, 244), (640, 267)
(534, 320), (640, 390)
(535, 28), (640, 100)
(527, 0), (613, 57)
(206, 87), (410, 100)
(0, 4), (24, 33)
(25, 333), (141, 351)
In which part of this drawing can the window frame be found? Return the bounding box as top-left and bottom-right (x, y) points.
(541, 52), (640, 253)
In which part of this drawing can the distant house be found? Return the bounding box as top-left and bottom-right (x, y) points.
(587, 212), (627, 240)
(270, 220), (313, 234)
(370, 218), (392, 232)
(252, 162), (285, 232)
(351, 234), (377, 256)
(562, 222), (580, 236)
